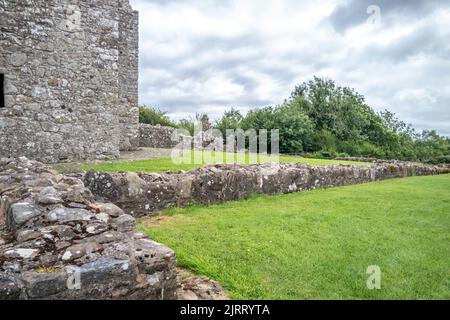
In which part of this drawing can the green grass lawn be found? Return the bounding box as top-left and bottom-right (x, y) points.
(79, 151), (366, 173)
(139, 174), (450, 299)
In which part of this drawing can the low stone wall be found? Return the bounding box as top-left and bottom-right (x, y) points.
(84, 162), (450, 217)
(0, 157), (177, 300)
(139, 124), (180, 149)
(334, 157), (378, 162)
(138, 123), (228, 150)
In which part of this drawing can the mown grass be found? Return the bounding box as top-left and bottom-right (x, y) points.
(139, 174), (450, 299)
(79, 151), (366, 173)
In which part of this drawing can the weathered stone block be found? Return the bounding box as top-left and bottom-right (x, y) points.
(9, 202), (41, 229)
(0, 274), (23, 300)
(22, 271), (68, 299)
(46, 208), (94, 223)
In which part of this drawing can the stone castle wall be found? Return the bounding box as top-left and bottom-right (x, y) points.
(139, 124), (180, 149)
(118, 1), (139, 151)
(138, 123), (224, 150)
(0, 0), (139, 163)
(83, 162), (450, 217)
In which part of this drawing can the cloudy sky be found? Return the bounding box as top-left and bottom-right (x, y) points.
(130, 0), (450, 136)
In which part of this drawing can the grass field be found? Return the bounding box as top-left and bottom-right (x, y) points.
(79, 151), (366, 173)
(139, 174), (450, 299)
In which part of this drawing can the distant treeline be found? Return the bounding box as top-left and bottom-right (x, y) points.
(139, 77), (450, 164)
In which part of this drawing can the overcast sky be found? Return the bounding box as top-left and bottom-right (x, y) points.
(130, 0), (450, 136)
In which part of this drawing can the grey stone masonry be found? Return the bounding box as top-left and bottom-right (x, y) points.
(83, 161), (450, 217)
(0, 157), (177, 300)
(0, 0), (139, 163)
(139, 124), (180, 149)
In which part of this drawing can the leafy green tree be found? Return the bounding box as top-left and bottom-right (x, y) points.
(214, 108), (244, 134)
(414, 130), (450, 164)
(177, 117), (196, 136)
(140, 77), (450, 164)
(139, 105), (176, 127)
(272, 103), (314, 153)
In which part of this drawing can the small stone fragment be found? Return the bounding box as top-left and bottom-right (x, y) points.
(113, 214), (135, 232)
(16, 229), (41, 243)
(0, 275), (22, 300)
(95, 212), (111, 224)
(95, 203), (124, 218)
(47, 208), (93, 223)
(10, 202), (40, 227)
(4, 248), (39, 259)
(61, 242), (102, 261)
(85, 223), (108, 235)
(37, 186), (62, 205)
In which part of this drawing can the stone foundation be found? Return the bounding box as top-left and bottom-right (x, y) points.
(0, 157), (176, 300)
(84, 162), (450, 217)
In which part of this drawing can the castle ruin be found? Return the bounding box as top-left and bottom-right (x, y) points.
(0, 0), (139, 163)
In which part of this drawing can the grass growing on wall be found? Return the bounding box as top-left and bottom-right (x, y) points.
(139, 174), (450, 299)
(79, 151), (367, 173)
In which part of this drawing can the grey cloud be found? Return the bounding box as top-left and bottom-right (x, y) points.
(132, 0), (450, 135)
(136, 0), (234, 10)
(354, 24), (450, 63)
(328, 0), (442, 33)
(400, 97), (450, 136)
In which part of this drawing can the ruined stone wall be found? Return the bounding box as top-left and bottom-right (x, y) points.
(138, 123), (219, 149)
(84, 162), (450, 217)
(139, 124), (180, 149)
(334, 157), (377, 162)
(0, 157), (176, 299)
(0, 0), (139, 163)
(118, 1), (139, 151)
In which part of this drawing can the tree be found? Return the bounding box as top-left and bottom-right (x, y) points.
(177, 117), (196, 136)
(214, 108), (244, 133)
(139, 105), (176, 127)
(144, 77), (450, 164)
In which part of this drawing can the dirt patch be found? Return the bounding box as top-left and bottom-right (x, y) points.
(138, 214), (191, 228)
(176, 268), (229, 300)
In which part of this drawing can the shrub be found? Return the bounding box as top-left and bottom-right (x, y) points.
(139, 105), (176, 127)
(177, 118), (196, 136)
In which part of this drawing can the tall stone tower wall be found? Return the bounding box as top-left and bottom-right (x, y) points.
(0, 0), (139, 163)
(118, 0), (139, 151)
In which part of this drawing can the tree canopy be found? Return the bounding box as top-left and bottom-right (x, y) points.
(139, 78), (450, 164)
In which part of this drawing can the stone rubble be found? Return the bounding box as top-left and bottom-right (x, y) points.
(0, 157), (176, 300)
(176, 268), (228, 300)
